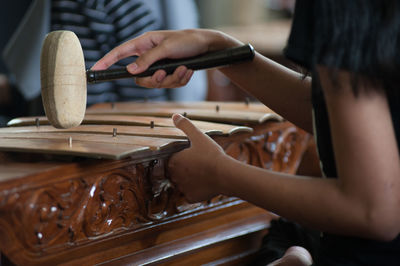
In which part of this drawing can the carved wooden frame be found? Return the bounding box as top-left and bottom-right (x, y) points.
(0, 121), (310, 265)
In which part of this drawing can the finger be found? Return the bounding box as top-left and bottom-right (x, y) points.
(92, 31), (166, 71)
(152, 66), (189, 88)
(135, 70), (166, 88)
(181, 70), (194, 85)
(170, 66), (193, 87)
(128, 43), (173, 74)
(135, 66), (190, 88)
(91, 40), (139, 70)
(151, 70), (167, 86)
(174, 65), (189, 82)
(172, 113), (205, 142)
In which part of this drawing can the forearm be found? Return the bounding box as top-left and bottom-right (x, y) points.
(221, 54), (312, 132)
(218, 155), (376, 239)
(208, 31), (313, 132)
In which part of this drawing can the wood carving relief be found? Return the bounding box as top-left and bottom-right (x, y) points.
(0, 122), (309, 262)
(0, 160), (235, 256)
(218, 122), (309, 173)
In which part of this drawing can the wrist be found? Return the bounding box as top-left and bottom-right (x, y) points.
(203, 30), (244, 52)
(214, 153), (237, 197)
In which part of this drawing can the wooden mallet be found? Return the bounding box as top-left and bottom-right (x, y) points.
(40, 30), (255, 129)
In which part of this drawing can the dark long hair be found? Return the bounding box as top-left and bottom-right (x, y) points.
(314, 0), (400, 95)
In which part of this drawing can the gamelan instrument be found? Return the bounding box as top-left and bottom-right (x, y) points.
(0, 101), (312, 265)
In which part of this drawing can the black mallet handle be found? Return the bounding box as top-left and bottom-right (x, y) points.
(86, 44), (255, 84)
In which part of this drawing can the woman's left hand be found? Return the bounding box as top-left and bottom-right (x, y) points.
(168, 114), (228, 203)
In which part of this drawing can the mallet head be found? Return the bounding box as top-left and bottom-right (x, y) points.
(40, 30), (86, 129)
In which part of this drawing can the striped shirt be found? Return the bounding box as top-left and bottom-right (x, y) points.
(51, 0), (168, 105)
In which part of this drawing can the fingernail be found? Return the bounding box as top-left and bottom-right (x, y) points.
(178, 69), (187, 79)
(182, 70), (193, 83)
(156, 72), (166, 83)
(172, 113), (183, 124)
(127, 63), (138, 72)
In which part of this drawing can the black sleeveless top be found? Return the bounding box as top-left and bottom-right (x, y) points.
(284, 1), (400, 265)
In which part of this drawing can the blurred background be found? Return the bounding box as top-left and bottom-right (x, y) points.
(197, 0), (294, 28)
(196, 0), (295, 101)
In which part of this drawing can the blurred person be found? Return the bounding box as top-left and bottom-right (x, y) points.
(0, 1), (32, 124)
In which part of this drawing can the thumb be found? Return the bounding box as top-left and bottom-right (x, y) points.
(172, 113), (205, 142)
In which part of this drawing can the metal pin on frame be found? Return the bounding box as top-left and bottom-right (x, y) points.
(245, 97), (250, 106)
(68, 137), (72, 147)
(113, 128), (117, 137)
(216, 105), (220, 112)
(35, 118), (40, 128)
(150, 121), (154, 129)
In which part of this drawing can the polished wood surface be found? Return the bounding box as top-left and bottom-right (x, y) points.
(86, 101), (281, 124)
(0, 133), (188, 159)
(8, 115), (254, 136)
(0, 101), (313, 265)
(0, 125), (189, 139)
(88, 101), (275, 113)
